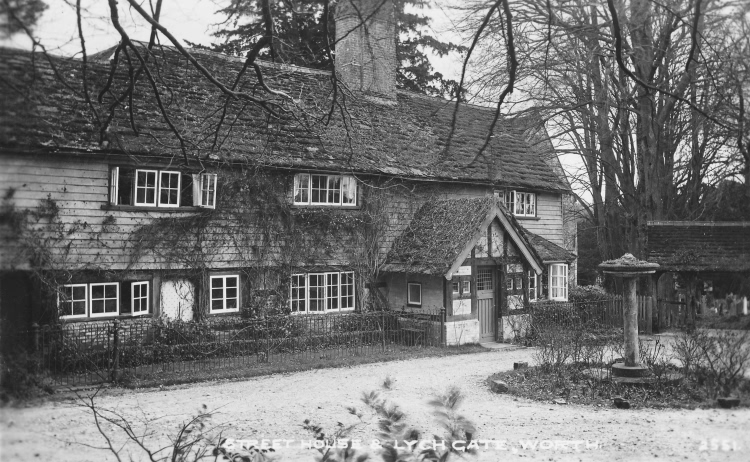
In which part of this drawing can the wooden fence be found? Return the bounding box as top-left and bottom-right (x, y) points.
(529, 296), (656, 334)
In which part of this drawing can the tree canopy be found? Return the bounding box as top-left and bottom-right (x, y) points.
(207, 0), (465, 98)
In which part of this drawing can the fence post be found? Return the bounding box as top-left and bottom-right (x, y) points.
(111, 319), (120, 383)
(381, 310), (386, 352)
(440, 308), (446, 347)
(31, 322), (40, 354)
(646, 296), (653, 335)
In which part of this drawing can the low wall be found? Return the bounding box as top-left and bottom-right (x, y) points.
(443, 319), (479, 345)
(499, 313), (531, 342)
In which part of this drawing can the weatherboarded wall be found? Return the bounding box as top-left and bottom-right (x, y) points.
(0, 152), (567, 273)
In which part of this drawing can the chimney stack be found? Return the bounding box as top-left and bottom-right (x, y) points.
(335, 0), (396, 98)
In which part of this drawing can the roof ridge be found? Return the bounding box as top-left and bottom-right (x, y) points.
(648, 221), (750, 227)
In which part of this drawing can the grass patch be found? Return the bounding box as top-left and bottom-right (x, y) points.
(119, 344), (489, 390)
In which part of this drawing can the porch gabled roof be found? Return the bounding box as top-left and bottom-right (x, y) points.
(381, 196), (543, 278)
(521, 229), (576, 263)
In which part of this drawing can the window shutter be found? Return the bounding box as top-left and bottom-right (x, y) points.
(120, 281), (132, 315)
(109, 167), (119, 205)
(192, 174), (202, 206)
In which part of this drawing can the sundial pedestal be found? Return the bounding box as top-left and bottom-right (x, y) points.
(599, 255), (660, 381)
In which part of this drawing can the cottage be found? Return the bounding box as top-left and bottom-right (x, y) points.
(0, 0), (575, 344)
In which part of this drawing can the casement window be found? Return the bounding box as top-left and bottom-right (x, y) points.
(109, 167), (217, 209)
(59, 281), (152, 319)
(293, 173), (357, 207)
(528, 271), (538, 301)
(290, 271), (356, 313)
(90, 283), (119, 318)
(135, 170), (159, 206)
(500, 190), (536, 217)
(549, 264), (568, 301)
(131, 281), (150, 316)
(452, 282), (459, 294)
(462, 280), (471, 295)
(59, 284), (88, 319)
(210, 275), (240, 313)
(407, 282), (422, 306)
(197, 173), (218, 209)
(158, 171), (181, 207)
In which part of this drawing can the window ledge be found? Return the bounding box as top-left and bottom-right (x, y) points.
(514, 216), (541, 221)
(101, 205), (208, 212)
(291, 204), (362, 211)
(60, 314), (153, 323)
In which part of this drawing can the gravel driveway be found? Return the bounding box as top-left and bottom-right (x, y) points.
(1, 346), (748, 461)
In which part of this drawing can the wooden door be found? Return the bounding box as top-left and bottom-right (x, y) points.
(476, 268), (495, 342)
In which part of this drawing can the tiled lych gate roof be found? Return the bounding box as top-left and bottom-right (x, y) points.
(646, 221), (750, 272)
(0, 45), (569, 192)
(384, 196), (543, 275)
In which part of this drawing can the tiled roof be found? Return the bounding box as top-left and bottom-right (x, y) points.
(646, 221), (750, 272)
(0, 45), (570, 192)
(522, 228), (576, 263)
(383, 196), (542, 275)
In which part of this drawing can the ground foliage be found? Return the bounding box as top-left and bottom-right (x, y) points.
(492, 324), (750, 409)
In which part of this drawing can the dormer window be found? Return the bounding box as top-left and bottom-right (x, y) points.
(109, 167), (217, 209)
(293, 173), (357, 207)
(499, 190), (536, 217)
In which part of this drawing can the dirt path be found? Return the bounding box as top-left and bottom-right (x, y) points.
(1, 346), (748, 462)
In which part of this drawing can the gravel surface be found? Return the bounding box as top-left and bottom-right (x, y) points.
(1, 345), (748, 462)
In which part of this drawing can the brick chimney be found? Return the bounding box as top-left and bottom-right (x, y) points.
(335, 0), (396, 98)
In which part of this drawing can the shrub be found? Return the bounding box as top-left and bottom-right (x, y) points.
(674, 329), (750, 398)
(569, 285), (610, 303)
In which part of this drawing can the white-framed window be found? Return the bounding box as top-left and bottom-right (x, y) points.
(293, 173), (357, 207)
(452, 281), (459, 294)
(59, 284), (88, 319)
(500, 190), (536, 217)
(407, 282), (422, 306)
(200, 173), (217, 208)
(112, 167), (217, 209)
(340, 272), (355, 309)
(210, 275), (240, 313)
(290, 274), (307, 313)
(528, 271), (537, 301)
(90, 283), (119, 318)
(462, 280), (471, 295)
(290, 271), (356, 313)
(135, 169), (158, 206)
(158, 171), (181, 207)
(132, 281), (150, 316)
(549, 264), (568, 301)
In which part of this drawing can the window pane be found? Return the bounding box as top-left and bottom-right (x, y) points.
(294, 174), (309, 204)
(226, 277), (237, 288)
(73, 301), (86, 315)
(91, 285), (104, 299)
(73, 286), (86, 300)
(311, 175), (326, 203)
(105, 299), (117, 313)
(226, 288), (237, 299)
(212, 278), (223, 289)
(212, 299), (223, 311)
(408, 284), (421, 304)
(91, 299), (104, 314)
(327, 176), (341, 204)
(226, 298), (237, 309)
(105, 284), (117, 298)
